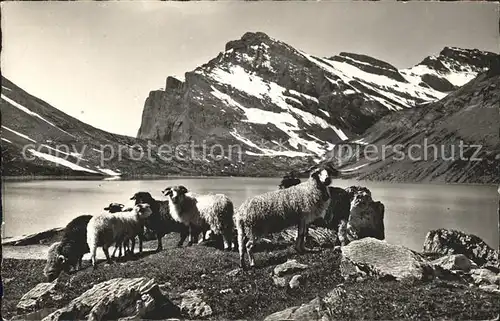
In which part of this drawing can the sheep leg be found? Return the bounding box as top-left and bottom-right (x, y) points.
(295, 219), (308, 253)
(91, 246), (98, 268)
(130, 238), (136, 255)
(138, 233), (144, 253)
(156, 233), (163, 252)
(177, 227), (189, 247)
(237, 227), (247, 269)
(187, 224), (196, 246)
(245, 235), (256, 268)
(103, 246), (113, 264)
(222, 229), (233, 251)
(112, 244), (118, 258)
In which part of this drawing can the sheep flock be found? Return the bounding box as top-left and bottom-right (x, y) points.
(44, 165), (379, 280)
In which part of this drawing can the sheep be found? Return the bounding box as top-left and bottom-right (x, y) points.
(278, 172), (301, 189)
(130, 192), (189, 251)
(235, 165), (339, 268)
(103, 203), (136, 257)
(43, 215), (93, 281)
(161, 186), (235, 250)
(86, 204), (152, 268)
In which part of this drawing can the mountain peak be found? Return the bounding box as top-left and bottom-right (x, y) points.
(225, 31), (273, 52)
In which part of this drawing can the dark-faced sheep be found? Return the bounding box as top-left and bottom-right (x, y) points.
(235, 166), (339, 268)
(130, 192), (189, 251)
(86, 204), (152, 268)
(43, 215), (93, 281)
(161, 186), (235, 250)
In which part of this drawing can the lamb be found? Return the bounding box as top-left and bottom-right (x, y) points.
(86, 204), (152, 268)
(161, 186), (235, 250)
(234, 165), (339, 268)
(130, 192), (189, 251)
(43, 215), (93, 281)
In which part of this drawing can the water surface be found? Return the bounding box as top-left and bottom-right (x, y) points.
(2, 177), (498, 251)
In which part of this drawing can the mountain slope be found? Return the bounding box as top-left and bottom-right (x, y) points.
(137, 32), (494, 158)
(324, 61), (500, 184)
(1, 76), (313, 177)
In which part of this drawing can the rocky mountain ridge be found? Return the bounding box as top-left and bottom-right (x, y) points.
(137, 32), (496, 159)
(1, 76), (313, 177)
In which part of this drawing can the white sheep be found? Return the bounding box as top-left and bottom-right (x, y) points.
(234, 166), (339, 268)
(161, 186), (235, 251)
(103, 203), (136, 258)
(86, 204), (152, 268)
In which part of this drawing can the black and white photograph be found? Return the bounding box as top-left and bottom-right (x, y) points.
(1, 1), (499, 320)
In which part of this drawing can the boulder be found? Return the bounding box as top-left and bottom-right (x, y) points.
(42, 277), (177, 321)
(273, 259), (309, 277)
(339, 186), (385, 246)
(423, 229), (498, 266)
(180, 289), (213, 319)
(430, 254), (477, 272)
(279, 226), (338, 248)
(289, 275), (303, 289)
(470, 268), (500, 286)
(17, 282), (65, 315)
(341, 238), (432, 280)
(272, 276), (288, 288)
(264, 297), (327, 321)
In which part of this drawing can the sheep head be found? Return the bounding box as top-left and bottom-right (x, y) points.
(130, 192), (154, 205)
(162, 185), (188, 204)
(104, 203), (125, 213)
(133, 203), (153, 219)
(44, 242), (68, 282)
(310, 165), (339, 186)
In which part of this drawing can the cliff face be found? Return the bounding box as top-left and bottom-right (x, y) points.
(137, 32), (494, 158)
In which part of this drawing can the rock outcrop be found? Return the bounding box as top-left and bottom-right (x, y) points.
(338, 186), (385, 246)
(341, 238), (432, 280)
(16, 281), (65, 316)
(263, 297), (326, 321)
(41, 277), (178, 321)
(423, 229), (498, 266)
(179, 289), (213, 319)
(272, 259), (309, 288)
(430, 254), (477, 272)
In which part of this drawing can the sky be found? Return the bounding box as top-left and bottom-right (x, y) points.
(1, 2), (498, 137)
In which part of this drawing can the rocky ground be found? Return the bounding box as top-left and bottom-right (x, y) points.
(2, 232), (500, 321)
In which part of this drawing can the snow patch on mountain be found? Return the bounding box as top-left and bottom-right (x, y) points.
(401, 62), (477, 87)
(27, 149), (98, 174)
(1, 94), (76, 138)
(2, 126), (37, 143)
(97, 167), (121, 176)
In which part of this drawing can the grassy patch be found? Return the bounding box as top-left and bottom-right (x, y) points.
(2, 235), (500, 320)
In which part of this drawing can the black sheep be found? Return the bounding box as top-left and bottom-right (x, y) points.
(44, 215), (93, 282)
(130, 192), (189, 251)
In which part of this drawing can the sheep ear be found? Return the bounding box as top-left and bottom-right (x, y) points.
(130, 194), (136, 200)
(179, 186), (188, 194)
(162, 188), (172, 196)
